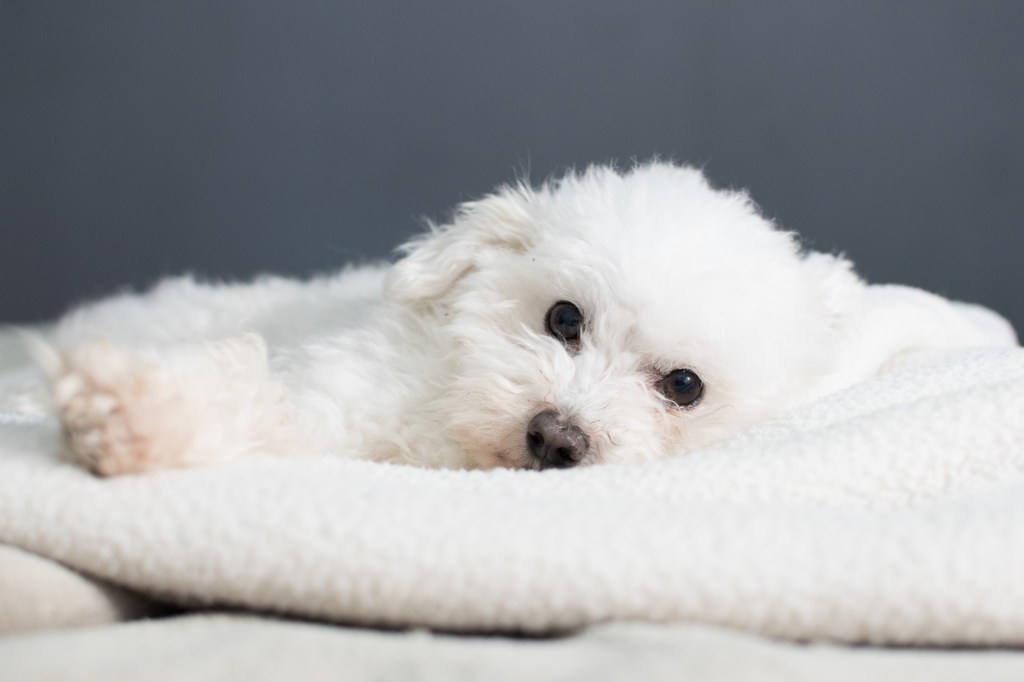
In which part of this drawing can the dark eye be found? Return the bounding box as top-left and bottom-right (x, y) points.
(545, 301), (583, 349)
(660, 369), (703, 407)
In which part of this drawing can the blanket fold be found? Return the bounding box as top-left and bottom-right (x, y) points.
(1, 347), (1023, 645)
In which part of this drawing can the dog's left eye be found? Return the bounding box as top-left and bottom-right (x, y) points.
(546, 301), (583, 350)
(660, 369), (703, 407)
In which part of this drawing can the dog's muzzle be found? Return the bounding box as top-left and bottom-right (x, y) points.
(525, 409), (590, 469)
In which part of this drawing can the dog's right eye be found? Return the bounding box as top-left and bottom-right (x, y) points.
(660, 369), (704, 407)
(546, 301), (583, 350)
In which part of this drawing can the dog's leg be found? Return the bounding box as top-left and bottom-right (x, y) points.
(51, 334), (300, 476)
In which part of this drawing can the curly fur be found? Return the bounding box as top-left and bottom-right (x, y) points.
(43, 162), (1017, 475)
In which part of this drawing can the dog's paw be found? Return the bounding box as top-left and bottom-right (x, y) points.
(52, 344), (194, 476)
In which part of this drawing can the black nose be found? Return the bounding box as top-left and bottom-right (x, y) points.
(526, 409), (590, 469)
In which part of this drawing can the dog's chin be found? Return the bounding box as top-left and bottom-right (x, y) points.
(479, 449), (536, 471)
(477, 448), (600, 471)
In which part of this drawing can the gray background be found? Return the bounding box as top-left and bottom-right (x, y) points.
(2, 1), (1022, 331)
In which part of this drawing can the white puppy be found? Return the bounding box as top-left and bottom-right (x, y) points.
(45, 162), (1016, 476)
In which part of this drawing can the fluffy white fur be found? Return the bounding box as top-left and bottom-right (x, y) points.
(44, 162), (1017, 476)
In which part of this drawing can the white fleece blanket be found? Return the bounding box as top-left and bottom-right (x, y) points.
(1, 346), (1023, 646)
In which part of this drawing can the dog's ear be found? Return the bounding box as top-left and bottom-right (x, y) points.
(384, 187), (538, 306)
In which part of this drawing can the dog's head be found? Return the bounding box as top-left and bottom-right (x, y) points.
(385, 162), (863, 469)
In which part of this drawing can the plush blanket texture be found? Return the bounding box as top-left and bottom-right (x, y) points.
(1, 343), (1023, 646)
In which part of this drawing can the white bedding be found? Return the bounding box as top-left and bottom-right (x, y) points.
(6, 613), (1024, 682)
(1, 341), (1023, 646)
